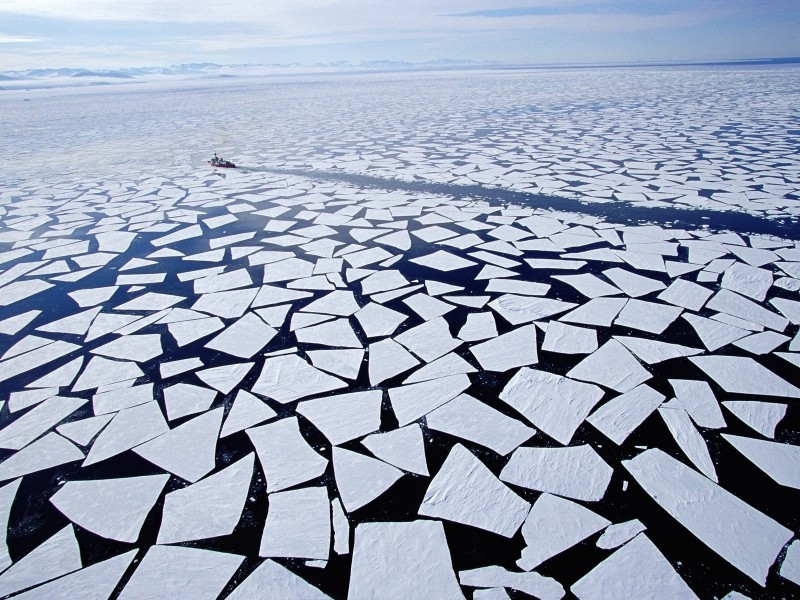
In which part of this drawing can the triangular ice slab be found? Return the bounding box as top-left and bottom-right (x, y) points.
(12, 550), (137, 600)
(297, 390), (382, 445)
(517, 493), (610, 570)
(0, 525), (82, 598)
(134, 408), (223, 483)
(221, 390), (277, 437)
(362, 423), (428, 475)
(227, 559), (331, 600)
(50, 474), (169, 542)
(118, 545), (243, 600)
(419, 444), (530, 538)
(334, 447), (403, 512)
(158, 453), (254, 544)
(571, 534), (698, 599)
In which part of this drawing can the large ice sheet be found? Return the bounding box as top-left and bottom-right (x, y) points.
(295, 317), (362, 348)
(517, 493), (610, 570)
(158, 453), (254, 543)
(84, 401), (168, 466)
(205, 312), (277, 358)
(722, 434), (800, 489)
(196, 362), (253, 394)
(221, 389), (277, 437)
(659, 408), (717, 482)
(227, 559), (331, 600)
(12, 550), (136, 600)
(334, 447), (403, 512)
(419, 444), (530, 537)
(571, 533), (698, 599)
(657, 278), (713, 311)
(0, 479), (20, 571)
(0, 525), (81, 598)
(560, 297), (627, 327)
(0, 395), (86, 450)
(500, 445), (613, 502)
(706, 289), (788, 332)
(260, 486), (330, 560)
(354, 302), (407, 337)
(457, 311), (498, 341)
(499, 368), (604, 445)
(721, 400), (786, 438)
(118, 545), (243, 600)
(426, 393), (535, 455)
(667, 379), (726, 429)
(389, 373), (471, 426)
(567, 340), (651, 393)
(395, 316), (460, 362)
(689, 355), (800, 398)
(72, 356), (143, 392)
(459, 566), (564, 600)
(252, 354), (347, 403)
(615, 336), (701, 365)
(362, 423), (429, 475)
(541, 321), (598, 354)
(297, 390), (382, 445)
(247, 417), (328, 492)
(780, 540), (800, 587)
(163, 382), (217, 421)
(368, 338), (420, 385)
(410, 250), (477, 271)
(721, 263), (772, 302)
(623, 448), (793, 585)
(595, 519), (646, 550)
(489, 294), (577, 325)
(602, 267), (666, 297)
(0, 433), (83, 481)
(587, 384), (665, 445)
(0, 341), (81, 385)
(469, 324), (538, 372)
(50, 474), (168, 543)
(348, 520), (464, 599)
(552, 273), (622, 298)
(134, 408), (223, 483)
(614, 299), (682, 334)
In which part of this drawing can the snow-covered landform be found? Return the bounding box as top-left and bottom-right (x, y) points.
(0, 64), (798, 598)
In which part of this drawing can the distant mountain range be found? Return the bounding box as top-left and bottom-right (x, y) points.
(2, 57), (798, 83)
(0, 59), (504, 81)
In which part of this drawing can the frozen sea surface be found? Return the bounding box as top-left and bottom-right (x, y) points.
(0, 65), (798, 598)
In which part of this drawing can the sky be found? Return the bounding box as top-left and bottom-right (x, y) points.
(1, 0), (799, 70)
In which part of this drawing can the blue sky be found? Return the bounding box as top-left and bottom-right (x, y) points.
(0, 0), (798, 70)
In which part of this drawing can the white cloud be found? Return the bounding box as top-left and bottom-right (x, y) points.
(0, 34), (39, 43)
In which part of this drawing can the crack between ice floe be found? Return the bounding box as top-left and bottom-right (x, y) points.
(238, 165), (799, 239)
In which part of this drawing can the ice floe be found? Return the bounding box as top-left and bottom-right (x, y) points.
(517, 493), (610, 570)
(623, 448), (792, 585)
(571, 533), (697, 599)
(247, 417), (328, 492)
(118, 545), (243, 600)
(499, 368), (604, 445)
(157, 453), (254, 543)
(260, 486), (330, 559)
(348, 520), (464, 599)
(419, 444), (530, 537)
(501, 445), (613, 502)
(426, 393), (534, 455)
(50, 474), (169, 542)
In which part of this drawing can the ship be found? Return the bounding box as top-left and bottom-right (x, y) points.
(208, 153), (236, 168)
